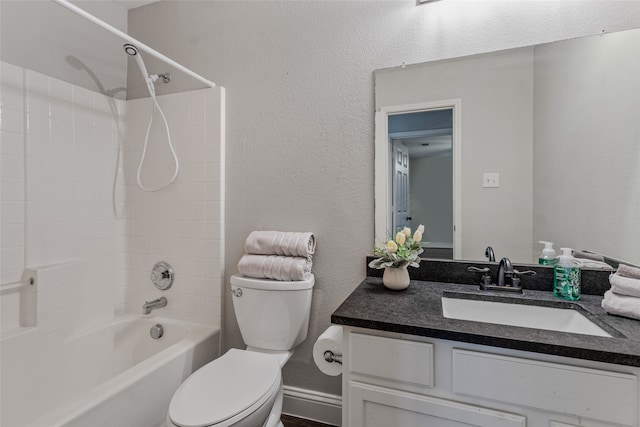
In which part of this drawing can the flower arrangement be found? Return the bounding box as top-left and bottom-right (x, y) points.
(369, 225), (425, 269)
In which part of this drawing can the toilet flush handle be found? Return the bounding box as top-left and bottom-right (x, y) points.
(231, 287), (243, 297)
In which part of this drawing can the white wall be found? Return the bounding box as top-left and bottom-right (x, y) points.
(533, 29), (640, 264)
(128, 0), (640, 403)
(0, 1), (129, 99)
(410, 155), (453, 246)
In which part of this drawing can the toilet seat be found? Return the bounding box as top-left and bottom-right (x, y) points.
(168, 349), (281, 427)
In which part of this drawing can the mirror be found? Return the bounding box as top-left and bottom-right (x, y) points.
(374, 28), (640, 266)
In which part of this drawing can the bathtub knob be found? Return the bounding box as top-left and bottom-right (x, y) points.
(151, 261), (174, 290)
(150, 324), (164, 339)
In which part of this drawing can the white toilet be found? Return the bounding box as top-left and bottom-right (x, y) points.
(167, 274), (315, 427)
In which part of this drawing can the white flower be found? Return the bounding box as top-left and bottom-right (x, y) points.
(386, 240), (398, 253)
(417, 224), (425, 234)
(413, 230), (423, 242)
(402, 227), (411, 237)
(395, 231), (406, 246)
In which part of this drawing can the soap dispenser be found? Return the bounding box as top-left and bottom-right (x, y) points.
(553, 247), (581, 301)
(538, 241), (557, 265)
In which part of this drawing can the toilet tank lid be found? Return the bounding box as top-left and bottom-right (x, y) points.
(231, 274), (315, 290)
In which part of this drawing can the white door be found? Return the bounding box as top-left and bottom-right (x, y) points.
(392, 141), (410, 234)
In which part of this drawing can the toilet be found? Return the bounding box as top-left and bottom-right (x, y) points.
(167, 274), (315, 427)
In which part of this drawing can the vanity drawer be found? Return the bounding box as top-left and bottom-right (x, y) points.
(348, 333), (434, 387)
(452, 349), (637, 426)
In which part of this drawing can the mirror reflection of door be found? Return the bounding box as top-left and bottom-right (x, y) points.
(388, 109), (454, 259)
(391, 142), (410, 233)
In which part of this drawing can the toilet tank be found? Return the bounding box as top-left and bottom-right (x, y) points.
(230, 274), (315, 351)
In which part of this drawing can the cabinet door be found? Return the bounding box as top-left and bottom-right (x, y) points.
(348, 381), (526, 427)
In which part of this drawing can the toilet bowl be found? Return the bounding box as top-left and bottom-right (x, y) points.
(167, 349), (283, 427)
(167, 274), (315, 427)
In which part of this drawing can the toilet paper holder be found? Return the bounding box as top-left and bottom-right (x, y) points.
(323, 350), (342, 365)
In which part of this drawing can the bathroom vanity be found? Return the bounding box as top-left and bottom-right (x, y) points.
(332, 266), (640, 427)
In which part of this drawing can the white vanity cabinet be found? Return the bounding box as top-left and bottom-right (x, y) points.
(342, 327), (640, 427)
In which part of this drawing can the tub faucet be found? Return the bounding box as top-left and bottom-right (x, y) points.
(142, 297), (167, 315)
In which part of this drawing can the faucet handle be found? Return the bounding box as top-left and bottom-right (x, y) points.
(511, 269), (536, 288)
(513, 269), (537, 277)
(468, 266), (492, 288)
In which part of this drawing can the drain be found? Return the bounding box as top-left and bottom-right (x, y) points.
(150, 323), (164, 339)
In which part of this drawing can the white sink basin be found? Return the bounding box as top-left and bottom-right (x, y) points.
(441, 297), (612, 337)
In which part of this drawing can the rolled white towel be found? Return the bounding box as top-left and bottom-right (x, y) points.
(237, 254), (312, 281)
(617, 263), (640, 280)
(573, 249), (605, 262)
(576, 259), (614, 270)
(602, 290), (640, 321)
(609, 273), (640, 298)
(245, 231), (316, 258)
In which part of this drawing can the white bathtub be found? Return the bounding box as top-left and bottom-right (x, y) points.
(1, 315), (220, 427)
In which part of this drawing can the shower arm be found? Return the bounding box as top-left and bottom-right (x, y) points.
(51, 0), (216, 89)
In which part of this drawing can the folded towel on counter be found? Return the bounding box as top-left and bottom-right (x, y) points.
(245, 231), (316, 258)
(601, 290), (640, 321)
(237, 254), (312, 281)
(617, 263), (640, 280)
(609, 273), (640, 298)
(572, 249), (605, 262)
(576, 259), (614, 271)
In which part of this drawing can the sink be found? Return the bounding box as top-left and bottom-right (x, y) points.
(441, 296), (612, 337)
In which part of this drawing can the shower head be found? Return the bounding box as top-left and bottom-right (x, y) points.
(123, 43), (138, 56)
(124, 43), (154, 95)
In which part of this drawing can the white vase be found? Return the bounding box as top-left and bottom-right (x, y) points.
(382, 267), (410, 290)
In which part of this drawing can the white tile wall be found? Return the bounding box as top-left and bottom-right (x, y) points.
(1, 60), (223, 340)
(1, 61), (26, 286)
(124, 88), (225, 326)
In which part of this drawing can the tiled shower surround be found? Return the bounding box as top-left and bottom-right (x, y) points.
(0, 60), (224, 339)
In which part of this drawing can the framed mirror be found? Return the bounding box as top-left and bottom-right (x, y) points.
(374, 28), (640, 265)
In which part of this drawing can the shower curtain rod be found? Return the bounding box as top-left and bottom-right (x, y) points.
(52, 0), (216, 88)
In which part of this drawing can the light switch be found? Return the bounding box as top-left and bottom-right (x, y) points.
(483, 172), (500, 188)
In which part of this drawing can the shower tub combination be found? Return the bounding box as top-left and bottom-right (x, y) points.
(1, 0), (223, 426)
(1, 315), (219, 427)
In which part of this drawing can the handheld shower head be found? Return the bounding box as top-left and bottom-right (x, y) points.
(124, 43), (154, 95)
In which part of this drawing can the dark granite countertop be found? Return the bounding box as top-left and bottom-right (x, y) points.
(331, 277), (640, 367)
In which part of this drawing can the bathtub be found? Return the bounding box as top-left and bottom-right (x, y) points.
(1, 315), (220, 427)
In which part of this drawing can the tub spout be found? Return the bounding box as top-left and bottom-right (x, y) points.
(142, 297), (167, 315)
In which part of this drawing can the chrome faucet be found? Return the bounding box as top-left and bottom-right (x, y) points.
(496, 257), (514, 287)
(142, 297), (167, 315)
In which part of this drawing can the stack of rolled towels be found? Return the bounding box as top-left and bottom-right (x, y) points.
(237, 231), (316, 281)
(601, 264), (640, 320)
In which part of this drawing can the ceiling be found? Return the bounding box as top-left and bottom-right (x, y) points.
(112, 0), (158, 10)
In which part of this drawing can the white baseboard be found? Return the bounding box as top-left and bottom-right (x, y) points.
(282, 385), (342, 426)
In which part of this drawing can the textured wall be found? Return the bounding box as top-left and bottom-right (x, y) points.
(129, 1), (640, 397)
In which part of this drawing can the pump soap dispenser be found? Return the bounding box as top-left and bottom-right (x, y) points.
(538, 241), (557, 265)
(553, 247), (581, 301)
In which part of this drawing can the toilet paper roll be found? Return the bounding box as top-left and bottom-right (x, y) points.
(313, 326), (343, 376)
